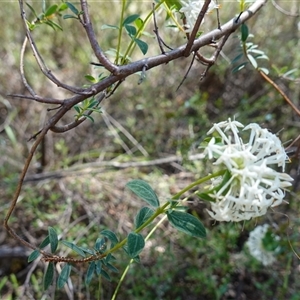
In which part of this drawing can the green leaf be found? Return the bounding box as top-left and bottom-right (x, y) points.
(74, 105), (81, 114)
(247, 54), (258, 69)
(165, 0), (182, 9)
(28, 250), (40, 262)
(45, 20), (63, 31)
(127, 232), (145, 258)
(231, 53), (243, 64)
(167, 211), (206, 238)
(241, 23), (249, 42)
(39, 235), (50, 249)
(232, 62), (248, 73)
(125, 24), (136, 36)
(126, 180), (160, 208)
(4, 125), (17, 146)
(48, 227), (58, 253)
(63, 14), (78, 20)
(259, 67), (269, 75)
(106, 263), (119, 273)
(61, 240), (86, 257)
(26, 3), (39, 19)
(134, 38), (148, 55)
(100, 229), (119, 245)
(135, 207), (154, 228)
(134, 18), (144, 30)
(80, 247), (95, 255)
(84, 74), (96, 83)
(122, 14), (140, 26)
(100, 269), (111, 281)
(83, 114), (94, 122)
(66, 1), (79, 15)
(101, 24), (119, 30)
(57, 264), (71, 289)
(95, 238), (106, 252)
(197, 192), (215, 202)
(58, 3), (69, 12)
(45, 4), (58, 17)
(85, 262), (95, 285)
(43, 262), (54, 290)
(95, 261), (102, 276)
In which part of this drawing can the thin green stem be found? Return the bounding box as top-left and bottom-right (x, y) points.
(103, 169), (226, 258)
(122, 1), (167, 64)
(112, 215), (168, 300)
(116, 0), (127, 64)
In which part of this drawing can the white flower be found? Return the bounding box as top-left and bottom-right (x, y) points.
(202, 118), (293, 222)
(246, 224), (280, 266)
(180, 0), (219, 32)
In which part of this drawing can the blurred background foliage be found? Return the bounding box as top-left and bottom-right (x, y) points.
(1, 0), (300, 299)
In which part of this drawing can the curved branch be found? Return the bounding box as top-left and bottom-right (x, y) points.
(80, 0), (119, 74)
(9, 94), (64, 105)
(18, 0), (91, 95)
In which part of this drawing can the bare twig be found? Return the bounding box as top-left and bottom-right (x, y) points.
(9, 93), (64, 105)
(80, 0), (118, 74)
(271, 0), (299, 16)
(184, 0), (212, 57)
(200, 33), (231, 79)
(19, 0), (89, 95)
(152, 3), (170, 54)
(259, 70), (300, 116)
(177, 51), (197, 91)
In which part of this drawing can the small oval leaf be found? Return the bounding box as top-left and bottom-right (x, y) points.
(95, 261), (102, 276)
(100, 229), (119, 245)
(66, 1), (79, 15)
(45, 4), (58, 17)
(101, 24), (119, 30)
(135, 207), (154, 228)
(134, 38), (148, 55)
(247, 54), (258, 69)
(106, 263), (119, 273)
(48, 227), (58, 253)
(57, 264), (71, 289)
(127, 232), (145, 258)
(122, 14), (140, 26)
(28, 250), (40, 262)
(241, 23), (249, 42)
(100, 269), (111, 281)
(126, 180), (160, 208)
(39, 235), (50, 249)
(44, 262), (54, 290)
(125, 24), (137, 36)
(85, 262), (95, 285)
(167, 211), (206, 238)
(61, 240), (86, 257)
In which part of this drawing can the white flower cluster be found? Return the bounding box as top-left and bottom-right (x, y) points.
(180, 0), (219, 32)
(201, 118), (293, 222)
(246, 224), (280, 266)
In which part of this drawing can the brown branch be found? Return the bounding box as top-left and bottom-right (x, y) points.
(18, 0), (89, 95)
(9, 94), (64, 105)
(80, 0), (119, 74)
(184, 0), (212, 57)
(259, 70), (300, 116)
(271, 0), (299, 17)
(50, 92), (105, 133)
(200, 33), (231, 79)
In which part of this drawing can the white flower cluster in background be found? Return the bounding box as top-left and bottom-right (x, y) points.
(246, 224), (280, 266)
(201, 118), (293, 222)
(180, 0), (219, 32)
